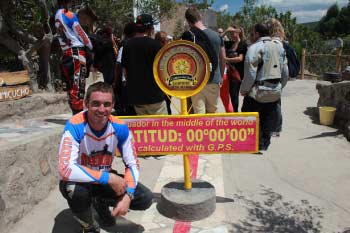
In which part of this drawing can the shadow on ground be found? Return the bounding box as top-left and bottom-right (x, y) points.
(303, 107), (322, 125)
(231, 185), (324, 233)
(52, 209), (144, 233)
(300, 130), (343, 140)
(302, 107), (343, 139)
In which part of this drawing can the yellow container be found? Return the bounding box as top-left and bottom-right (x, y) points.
(319, 106), (336, 126)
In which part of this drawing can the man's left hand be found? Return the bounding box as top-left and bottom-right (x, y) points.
(111, 194), (131, 217)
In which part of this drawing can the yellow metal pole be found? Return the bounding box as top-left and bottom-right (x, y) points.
(181, 97), (192, 190)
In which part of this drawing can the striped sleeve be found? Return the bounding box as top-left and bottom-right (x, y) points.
(112, 118), (140, 194)
(72, 20), (93, 50)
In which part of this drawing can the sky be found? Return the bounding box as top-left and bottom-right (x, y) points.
(211, 0), (348, 23)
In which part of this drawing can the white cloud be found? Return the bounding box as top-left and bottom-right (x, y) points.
(258, 0), (348, 23)
(219, 4), (229, 12)
(292, 9), (327, 23)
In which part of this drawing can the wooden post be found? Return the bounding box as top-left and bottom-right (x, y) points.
(301, 48), (306, 80)
(336, 47), (342, 73)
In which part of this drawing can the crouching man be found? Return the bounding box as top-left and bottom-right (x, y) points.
(58, 82), (152, 233)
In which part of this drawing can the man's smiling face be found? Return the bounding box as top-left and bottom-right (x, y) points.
(86, 91), (114, 131)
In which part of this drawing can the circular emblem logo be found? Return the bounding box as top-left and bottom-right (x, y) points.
(153, 40), (210, 98)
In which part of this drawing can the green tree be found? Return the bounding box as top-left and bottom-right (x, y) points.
(217, 10), (233, 29)
(173, 19), (184, 39)
(133, 0), (177, 21)
(228, 0), (324, 55)
(316, 2), (350, 37)
(88, 0), (134, 34)
(0, 0), (54, 90)
(337, 1), (350, 35)
(87, 0), (179, 34)
(238, 0), (256, 31)
(230, 0), (278, 37)
(277, 11), (297, 42)
(325, 3), (340, 20)
(250, 5), (277, 27)
(181, 0), (213, 9)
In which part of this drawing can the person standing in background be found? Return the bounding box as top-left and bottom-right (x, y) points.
(155, 30), (172, 115)
(222, 26), (248, 112)
(55, 0), (93, 115)
(184, 7), (225, 114)
(113, 22), (137, 116)
(121, 14), (167, 116)
(265, 18), (287, 137)
(92, 25), (118, 85)
(218, 28), (233, 113)
(240, 23), (288, 151)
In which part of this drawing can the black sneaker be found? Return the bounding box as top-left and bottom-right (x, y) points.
(93, 198), (116, 227)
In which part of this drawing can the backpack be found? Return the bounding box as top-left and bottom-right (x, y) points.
(259, 39), (283, 81)
(283, 41), (300, 77)
(181, 27), (218, 81)
(250, 39), (283, 103)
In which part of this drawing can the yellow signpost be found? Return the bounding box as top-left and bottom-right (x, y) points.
(154, 40), (210, 190)
(120, 40), (259, 221)
(153, 40), (210, 98)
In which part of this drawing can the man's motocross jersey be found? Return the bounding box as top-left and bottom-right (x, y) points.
(55, 8), (93, 51)
(58, 112), (139, 195)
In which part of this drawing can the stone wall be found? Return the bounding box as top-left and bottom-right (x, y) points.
(0, 93), (69, 231)
(0, 93), (69, 123)
(0, 129), (62, 232)
(316, 81), (350, 141)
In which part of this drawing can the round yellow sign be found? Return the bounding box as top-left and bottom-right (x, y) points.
(153, 40), (210, 98)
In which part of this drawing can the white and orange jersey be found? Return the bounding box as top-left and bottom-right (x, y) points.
(55, 8), (93, 51)
(58, 112), (139, 195)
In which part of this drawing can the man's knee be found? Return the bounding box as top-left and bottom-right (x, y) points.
(60, 181), (92, 212)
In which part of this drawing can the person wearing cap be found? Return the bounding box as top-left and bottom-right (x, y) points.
(55, 0), (93, 115)
(113, 22), (137, 116)
(121, 14), (168, 116)
(184, 7), (226, 114)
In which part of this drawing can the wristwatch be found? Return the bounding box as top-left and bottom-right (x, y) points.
(126, 192), (134, 200)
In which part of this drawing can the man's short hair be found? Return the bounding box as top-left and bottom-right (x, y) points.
(85, 82), (115, 104)
(185, 7), (201, 25)
(254, 23), (270, 37)
(124, 22), (136, 37)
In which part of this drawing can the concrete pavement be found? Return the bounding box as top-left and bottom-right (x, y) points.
(7, 80), (350, 233)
